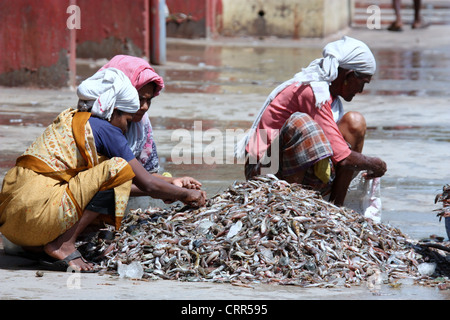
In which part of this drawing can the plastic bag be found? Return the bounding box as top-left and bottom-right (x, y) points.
(362, 176), (382, 223)
(117, 261), (144, 279)
(347, 172), (382, 223)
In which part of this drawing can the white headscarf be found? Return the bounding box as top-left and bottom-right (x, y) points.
(235, 36), (376, 159)
(77, 68), (140, 120)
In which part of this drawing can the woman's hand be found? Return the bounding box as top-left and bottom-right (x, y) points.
(172, 177), (202, 190)
(181, 189), (207, 207)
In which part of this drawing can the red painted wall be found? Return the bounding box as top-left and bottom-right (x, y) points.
(0, 0), (73, 87)
(166, 0), (207, 21)
(0, 0), (221, 87)
(166, 0), (222, 38)
(76, 0), (149, 59)
(0, 0), (153, 87)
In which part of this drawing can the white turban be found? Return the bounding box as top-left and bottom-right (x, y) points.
(235, 36), (376, 159)
(296, 36), (376, 106)
(77, 68), (140, 120)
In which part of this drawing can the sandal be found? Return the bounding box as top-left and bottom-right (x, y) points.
(387, 22), (403, 32)
(39, 250), (97, 273)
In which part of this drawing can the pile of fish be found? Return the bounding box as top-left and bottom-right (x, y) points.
(81, 175), (444, 288)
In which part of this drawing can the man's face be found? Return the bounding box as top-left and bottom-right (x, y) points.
(340, 72), (372, 102)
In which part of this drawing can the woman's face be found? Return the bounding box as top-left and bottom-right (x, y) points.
(110, 110), (134, 134)
(340, 72), (372, 102)
(133, 83), (157, 122)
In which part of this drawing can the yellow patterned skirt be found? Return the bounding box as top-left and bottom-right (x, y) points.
(0, 109), (135, 247)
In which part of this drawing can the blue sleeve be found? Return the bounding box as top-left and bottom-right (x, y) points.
(88, 117), (136, 162)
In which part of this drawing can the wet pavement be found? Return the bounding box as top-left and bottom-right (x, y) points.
(2, 25), (450, 300)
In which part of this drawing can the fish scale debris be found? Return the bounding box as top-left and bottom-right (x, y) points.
(81, 175), (447, 288)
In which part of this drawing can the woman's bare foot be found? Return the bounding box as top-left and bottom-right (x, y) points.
(40, 209), (101, 271)
(43, 209), (101, 271)
(44, 236), (94, 272)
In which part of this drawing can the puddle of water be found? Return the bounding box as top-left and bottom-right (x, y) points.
(367, 125), (450, 143)
(76, 44), (450, 98)
(77, 44), (323, 95)
(0, 113), (54, 127)
(161, 44), (450, 96)
(151, 116), (251, 131)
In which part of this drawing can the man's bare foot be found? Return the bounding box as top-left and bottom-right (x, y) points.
(44, 240), (94, 272)
(412, 20), (429, 29)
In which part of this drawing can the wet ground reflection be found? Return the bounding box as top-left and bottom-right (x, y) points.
(162, 43), (321, 94)
(160, 43), (450, 97)
(367, 125), (450, 143)
(75, 42), (450, 98)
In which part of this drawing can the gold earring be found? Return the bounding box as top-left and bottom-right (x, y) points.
(344, 80), (348, 86)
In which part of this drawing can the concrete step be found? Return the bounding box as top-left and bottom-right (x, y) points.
(352, 0), (450, 27)
(354, 0), (450, 10)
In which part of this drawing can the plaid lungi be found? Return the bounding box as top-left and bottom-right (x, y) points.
(245, 112), (335, 194)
